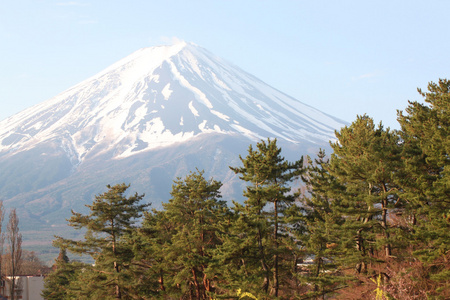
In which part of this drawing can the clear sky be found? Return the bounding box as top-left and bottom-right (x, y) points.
(1, 1), (449, 129)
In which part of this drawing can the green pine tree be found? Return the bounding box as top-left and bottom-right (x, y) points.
(54, 183), (149, 299)
(224, 138), (303, 297)
(125, 209), (172, 298)
(296, 150), (347, 298)
(41, 247), (78, 300)
(328, 115), (402, 274)
(142, 170), (228, 299)
(397, 79), (450, 295)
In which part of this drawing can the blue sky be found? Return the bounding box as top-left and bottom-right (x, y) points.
(1, 1), (449, 129)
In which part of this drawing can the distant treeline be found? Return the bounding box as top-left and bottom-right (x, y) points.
(42, 80), (449, 299)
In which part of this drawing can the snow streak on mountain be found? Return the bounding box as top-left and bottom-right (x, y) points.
(0, 42), (344, 166)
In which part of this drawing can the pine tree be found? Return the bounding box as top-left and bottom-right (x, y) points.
(127, 209), (176, 298)
(141, 170), (228, 299)
(226, 138), (303, 297)
(213, 200), (265, 297)
(397, 79), (450, 294)
(328, 115), (402, 274)
(55, 183), (149, 299)
(41, 247), (81, 300)
(297, 150), (347, 298)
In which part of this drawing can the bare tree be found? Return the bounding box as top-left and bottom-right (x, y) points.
(20, 250), (51, 275)
(6, 209), (22, 300)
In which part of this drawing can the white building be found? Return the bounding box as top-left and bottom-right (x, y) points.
(1, 275), (44, 300)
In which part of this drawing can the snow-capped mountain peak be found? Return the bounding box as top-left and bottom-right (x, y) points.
(0, 42), (345, 166)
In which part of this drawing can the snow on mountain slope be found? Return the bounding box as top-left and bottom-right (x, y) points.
(0, 42), (350, 254)
(0, 42), (345, 166)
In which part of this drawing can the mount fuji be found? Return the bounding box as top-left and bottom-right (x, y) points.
(0, 42), (346, 250)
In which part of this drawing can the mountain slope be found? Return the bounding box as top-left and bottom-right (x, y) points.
(0, 42), (346, 251)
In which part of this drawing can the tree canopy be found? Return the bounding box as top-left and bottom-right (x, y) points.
(42, 79), (449, 299)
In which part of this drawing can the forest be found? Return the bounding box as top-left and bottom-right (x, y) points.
(41, 79), (449, 299)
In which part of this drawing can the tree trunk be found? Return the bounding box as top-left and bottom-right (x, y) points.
(203, 273), (211, 293)
(112, 229), (121, 299)
(159, 268), (165, 291)
(11, 277), (16, 300)
(115, 283), (121, 299)
(192, 267), (202, 299)
(273, 200), (279, 297)
(382, 184), (391, 257)
(355, 228), (365, 274)
(258, 227), (270, 294)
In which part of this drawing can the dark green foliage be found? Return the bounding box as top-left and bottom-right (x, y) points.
(124, 209), (170, 298)
(296, 150), (348, 298)
(296, 80), (449, 299)
(300, 115), (411, 298)
(222, 138), (303, 298)
(41, 248), (85, 300)
(163, 170), (228, 299)
(328, 115), (403, 271)
(132, 170), (228, 299)
(54, 183), (149, 299)
(397, 79), (450, 294)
